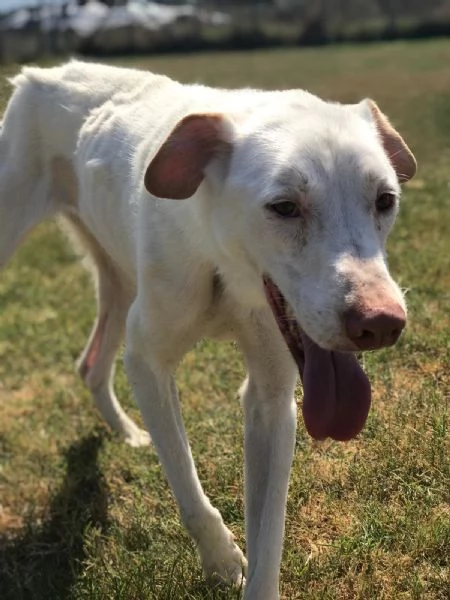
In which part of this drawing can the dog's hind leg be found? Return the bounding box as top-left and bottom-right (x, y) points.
(79, 288), (150, 448)
(0, 83), (61, 268)
(0, 179), (56, 268)
(0, 146), (57, 268)
(63, 214), (150, 447)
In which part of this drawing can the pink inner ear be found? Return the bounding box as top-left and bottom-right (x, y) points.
(145, 114), (226, 200)
(368, 101), (417, 183)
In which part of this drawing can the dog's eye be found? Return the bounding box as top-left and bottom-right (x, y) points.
(376, 192), (396, 213)
(267, 201), (301, 219)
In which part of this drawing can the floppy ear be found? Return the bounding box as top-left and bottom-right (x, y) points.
(144, 113), (231, 199)
(365, 99), (417, 183)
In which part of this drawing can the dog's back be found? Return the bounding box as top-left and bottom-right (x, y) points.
(2, 62), (172, 168)
(0, 62), (184, 274)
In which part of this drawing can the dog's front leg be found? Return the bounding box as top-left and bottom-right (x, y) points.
(124, 300), (246, 587)
(239, 318), (298, 600)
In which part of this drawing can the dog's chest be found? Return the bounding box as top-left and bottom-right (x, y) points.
(200, 273), (240, 342)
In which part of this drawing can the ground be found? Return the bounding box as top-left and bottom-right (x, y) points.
(0, 40), (449, 599)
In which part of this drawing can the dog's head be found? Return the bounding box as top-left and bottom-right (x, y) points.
(144, 92), (416, 441)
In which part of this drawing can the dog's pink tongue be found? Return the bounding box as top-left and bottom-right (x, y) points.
(301, 334), (371, 441)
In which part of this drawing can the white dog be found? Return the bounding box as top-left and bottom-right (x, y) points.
(0, 61), (416, 599)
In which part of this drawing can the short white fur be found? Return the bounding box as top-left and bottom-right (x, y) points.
(0, 61), (416, 599)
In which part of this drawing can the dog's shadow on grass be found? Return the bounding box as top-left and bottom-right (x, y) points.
(0, 431), (109, 600)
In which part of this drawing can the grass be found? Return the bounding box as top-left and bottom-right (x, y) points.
(0, 40), (449, 599)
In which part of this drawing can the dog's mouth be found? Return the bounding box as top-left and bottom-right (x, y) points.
(263, 278), (371, 441)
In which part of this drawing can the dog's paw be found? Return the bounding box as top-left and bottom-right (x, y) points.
(199, 524), (247, 588)
(204, 542), (247, 589)
(123, 426), (151, 448)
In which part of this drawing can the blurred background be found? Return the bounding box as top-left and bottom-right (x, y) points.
(2, 0), (450, 64)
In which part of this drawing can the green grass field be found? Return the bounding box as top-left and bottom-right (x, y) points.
(0, 40), (449, 599)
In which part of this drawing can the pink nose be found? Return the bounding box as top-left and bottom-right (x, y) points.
(344, 306), (406, 350)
